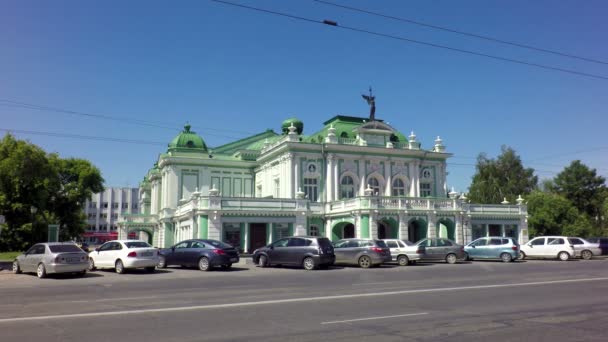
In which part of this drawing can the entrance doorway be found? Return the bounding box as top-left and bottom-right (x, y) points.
(249, 223), (267, 252)
(489, 224), (501, 237)
(378, 223), (387, 239)
(343, 224), (355, 238)
(409, 220), (427, 243)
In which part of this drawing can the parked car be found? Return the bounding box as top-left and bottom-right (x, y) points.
(88, 240), (159, 274)
(252, 236), (335, 270)
(13, 242), (89, 278)
(157, 239), (239, 271)
(333, 238), (391, 268)
(586, 237), (608, 255)
(415, 238), (465, 264)
(568, 237), (602, 260)
(464, 237), (520, 262)
(382, 239), (423, 266)
(519, 236), (575, 261)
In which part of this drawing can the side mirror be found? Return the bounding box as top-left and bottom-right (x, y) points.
(471, 245), (476, 248)
(269, 245), (274, 250)
(95, 247), (100, 252)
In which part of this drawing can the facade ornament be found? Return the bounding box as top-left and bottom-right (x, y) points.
(434, 136), (445, 153)
(364, 184), (374, 196)
(296, 187), (306, 199)
(408, 131), (420, 150)
(448, 187), (459, 199)
(501, 197), (510, 204)
(516, 194), (525, 205)
(209, 184), (220, 197)
(459, 193), (468, 201)
(386, 141), (394, 148)
(287, 123), (299, 142)
(326, 124), (338, 144)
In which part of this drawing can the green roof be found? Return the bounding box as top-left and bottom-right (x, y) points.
(168, 124), (208, 152)
(212, 130), (279, 155)
(304, 115), (407, 144)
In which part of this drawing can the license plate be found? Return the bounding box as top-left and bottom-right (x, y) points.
(141, 252), (153, 257)
(66, 258), (77, 263)
(230, 258), (237, 262)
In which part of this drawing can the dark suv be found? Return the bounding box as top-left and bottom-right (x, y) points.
(252, 236), (335, 270)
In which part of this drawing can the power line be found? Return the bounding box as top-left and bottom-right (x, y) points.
(210, 0), (608, 81)
(0, 128), (167, 146)
(0, 99), (259, 139)
(313, 0), (608, 65)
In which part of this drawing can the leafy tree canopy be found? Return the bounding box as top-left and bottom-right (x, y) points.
(0, 134), (104, 251)
(468, 146), (538, 204)
(551, 160), (606, 218)
(526, 190), (593, 237)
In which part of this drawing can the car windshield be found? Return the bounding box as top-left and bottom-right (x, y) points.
(206, 240), (232, 248)
(49, 245), (83, 253)
(125, 241), (151, 248)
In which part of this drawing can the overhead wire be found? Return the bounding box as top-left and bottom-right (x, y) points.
(209, 0), (608, 81)
(313, 0), (608, 65)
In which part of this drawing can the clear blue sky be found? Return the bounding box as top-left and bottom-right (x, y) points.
(1, 0), (607, 193)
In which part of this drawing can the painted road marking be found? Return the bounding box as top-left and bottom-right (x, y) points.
(1, 277), (607, 323)
(321, 312), (428, 325)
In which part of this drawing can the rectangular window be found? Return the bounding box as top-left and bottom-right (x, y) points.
(420, 183), (432, 197)
(244, 179), (253, 198)
(472, 224), (486, 240)
(132, 204), (138, 209)
(275, 223), (290, 240)
(304, 178), (318, 202)
(274, 179), (280, 198)
(222, 223), (242, 252)
(89, 202), (97, 208)
(181, 172), (198, 199)
(222, 177), (232, 197)
(112, 203), (119, 209)
(102, 202), (108, 208)
(122, 203), (129, 209)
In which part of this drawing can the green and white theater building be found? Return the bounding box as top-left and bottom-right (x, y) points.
(119, 115), (528, 252)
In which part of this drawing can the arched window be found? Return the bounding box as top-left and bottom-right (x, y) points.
(369, 177), (381, 196)
(392, 178), (406, 196)
(340, 176), (355, 199)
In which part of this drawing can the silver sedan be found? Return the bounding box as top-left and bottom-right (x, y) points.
(13, 242), (89, 278)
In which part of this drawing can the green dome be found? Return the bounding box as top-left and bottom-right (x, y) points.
(168, 124), (208, 152)
(281, 117), (303, 135)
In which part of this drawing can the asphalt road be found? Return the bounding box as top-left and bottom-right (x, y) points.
(1, 258), (608, 342)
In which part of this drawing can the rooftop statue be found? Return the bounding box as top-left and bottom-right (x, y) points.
(361, 87), (376, 121)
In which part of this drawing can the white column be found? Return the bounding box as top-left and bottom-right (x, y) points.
(268, 223), (274, 244)
(334, 158), (339, 200)
(326, 155), (334, 201)
(399, 214), (409, 241)
(244, 222), (250, 253)
(287, 154), (294, 198)
(408, 163), (416, 197)
(358, 160), (366, 196)
(455, 216), (464, 244)
(427, 213), (436, 238)
(294, 159), (300, 196)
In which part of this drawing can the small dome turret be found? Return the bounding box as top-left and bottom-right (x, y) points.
(281, 118), (303, 135)
(168, 124), (208, 152)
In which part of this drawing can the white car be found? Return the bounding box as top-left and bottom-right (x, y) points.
(88, 240), (159, 274)
(520, 236), (575, 261)
(382, 239), (422, 266)
(568, 237), (602, 260)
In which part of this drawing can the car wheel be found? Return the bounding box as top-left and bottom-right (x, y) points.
(88, 258), (96, 271)
(115, 260), (125, 274)
(519, 251), (526, 260)
(12, 261), (22, 274)
(397, 255), (409, 266)
(145, 266), (156, 273)
(500, 253), (512, 263)
(445, 253), (457, 264)
(462, 252), (469, 261)
(258, 255), (268, 268)
(581, 250), (593, 260)
(157, 256), (167, 268)
(558, 252), (570, 261)
(302, 257), (316, 270)
(220, 263), (232, 270)
(37, 263), (47, 279)
(198, 257), (211, 271)
(358, 255), (372, 268)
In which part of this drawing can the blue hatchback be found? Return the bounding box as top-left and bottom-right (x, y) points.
(464, 237), (520, 262)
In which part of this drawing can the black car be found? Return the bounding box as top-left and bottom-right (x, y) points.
(252, 236), (335, 270)
(157, 239), (239, 271)
(587, 237), (608, 255)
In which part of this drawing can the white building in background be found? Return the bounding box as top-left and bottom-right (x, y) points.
(82, 187), (140, 243)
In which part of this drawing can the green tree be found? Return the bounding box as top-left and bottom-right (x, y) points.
(0, 134), (104, 251)
(468, 146), (538, 204)
(526, 191), (591, 237)
(552, 160), (606, 225)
